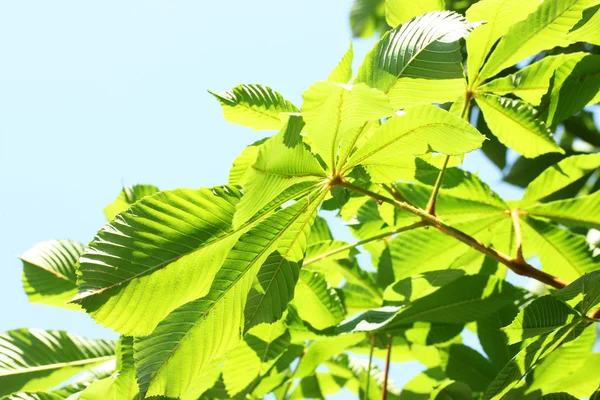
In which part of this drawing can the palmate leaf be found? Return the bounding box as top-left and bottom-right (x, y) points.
(567, 4), (600, 45)
(233, 115), (326, 227)
(385, 0), (444, 28)
(502, 296), (579, 345)
(356, 11), (480, 109)
(439, 344), (497, 392)
(475, 94), (563, 158)
(349, 0), (387, 38)
(50, 361), (115, 397)
(228, 137), (267, 185)
(527, 325), (595, 395)
(301, 81), (392, 171)
(328, 43), (353, 84)
(525, 190), (600, 230)
(294, 334), (364, 379)
(222, 320), (291, 397)
(103, 184), (159, 221)
(75, 337), (138, 400)
(465, 0), (541, 85)
(294, 269), (346, 330)
(209, 84), (298, 130)
(3, 393), (64, 400)
(546, 54), (600, 126)
(522, 216), (599, 281)
(383, 215), (507, 282)
(20, 240), (84, 311)
(554, 270), (600, 314)
(478, 0), (599, 81)
(0, 329), (115, 397)
(478, 53), (586, 106)
(73, 186), (246, 336)
(483, 321), (586, 400)
(346, 105), (485, 173)
(477, 304), (520, 370)
(338, 274), (523, 333)
(539, 353), (600, 398)
(133, 194), (323, 399)
(520, 153), (600, 206)
(396, 168), (509, 224)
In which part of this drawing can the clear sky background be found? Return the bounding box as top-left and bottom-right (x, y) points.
(0, 0), (543, 395)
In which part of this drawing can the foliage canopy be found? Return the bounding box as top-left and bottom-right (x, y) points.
(4, 0), (600, 399)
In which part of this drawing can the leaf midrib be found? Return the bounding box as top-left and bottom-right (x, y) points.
(0, 355), (114, 377)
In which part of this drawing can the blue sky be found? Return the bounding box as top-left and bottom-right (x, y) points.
(0, 0), (534, 395)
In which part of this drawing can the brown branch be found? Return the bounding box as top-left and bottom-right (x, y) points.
(381, 336), (392, 400)
(425, 155), (450, 215)
(337, 180), (569, 290)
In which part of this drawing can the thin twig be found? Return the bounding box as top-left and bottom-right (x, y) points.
(303, 221), (427, 266)
(365, 335), (375, 399)
(381, 336), (392, 400)
(510, 209), (525, 263)
(425, 155), (450, 215)
(425, 93), (472, 216)
(337, 180), (569, 290)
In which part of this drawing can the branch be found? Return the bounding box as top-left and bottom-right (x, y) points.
(365, 335), (374, 399)
(303, 221), (427, 267)
(337, 180), (569, 290)
(381, 336), (392, 400)
(425, 155), (450, 215)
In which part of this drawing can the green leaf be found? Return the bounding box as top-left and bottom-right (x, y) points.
(440, 344), (497, 392)
(520, 154), (600, 206)
(525, 190), (600, 230)
(383, 215), (505, 282)
(465, 0), (541, 85)
(356, 11), (480, 109)
(3, 393), (64, 400)
(103, 184), (159, 221)
(301, 81), (392, 171)
(228, 137), (267, 185)
(349, 0), (387, 38)
(222, 321), (290, 396)
(478, 0), (599, 81)
(477, 304), (520, 370)
(233, 115), (326, 227)
(502, 296), (579, 345)
(209, 84), (298, 130)
(20, 240), (84, 311)
(546, 54), (600, 125)
(385, 0), (444, 27)
(567, 4), (600, 45)
(76, 337), (138, 400)
(294, 334), (364, 378)
(540, 353), (600, 398)
(554, 270), (600, 314)
(478, 53), (586, 106)
(522, 216), (599, 281)
(0, 329), (115, 397)
(483, 321), (584, 400)
(50, 362), (115, 397)
(328, 43), (354, 84)
(74, 186), (247, 336)
(475, 94), (563, 158)
(347, 105), (485, 172)
(339, 274), (523, 333)
(540, 394), (578, 400)
(527, 325), (595, 395)
(295, 269), (346, 330)
(133, 195), (322, 399)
